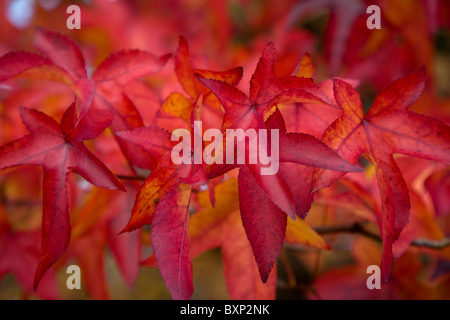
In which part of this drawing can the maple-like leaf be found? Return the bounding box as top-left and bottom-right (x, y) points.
(296, 53), (316, 78)
(193, 43), (360, 282)
(0, 204), (59, 300)
(312, 67), (450, 280)
(170, 105), (356, 284)
(310, 238), (433, 299)
(215, 110), (358, 284)
(116, 96), (207, 230)
(158, 36), (243, 130)
(175, 36), (243, 108)
(151, 182), (193, 300)
(0, 231), (59, 299)
(69, 227), (110, 299)
(0, 104), (125, 290)
(237, 165), (287, 283)
(197, 42), (335, 133)
(116, 105), (205, 299)
(189, 177), (328, 298)
(190, 178), (277, 299)
(196, 43), (359, 215)
(69, 183), (142, 299)
(0, 27), (170, 169)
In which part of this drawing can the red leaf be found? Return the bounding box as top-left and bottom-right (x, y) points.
(278, 163), (315, 218)
(92, 50), (171, 86)
(115, 125), (175, 168)
(197, 42), (333, 132)
(312, 68), (450, 280)
(116, 120), (203, 299)
(0, 28), (171, 169)
(175, 36), (243, 102)
(0, 106), (125, 290)
(119, 167), (178, 234)
(0, 229), (58, 299)
(172, 36), (243, 129)
(265, 108), (362, 218)
(33, 27), (87, 81)
(0, 52), (60, 82)
(69, 229), (110, 300)
(151, 182), (193, 300)
(424, 169), (450, 217)
(196, 47), (359, 222)
(190, 178), (277, 299)
(238, 166), (287, 282)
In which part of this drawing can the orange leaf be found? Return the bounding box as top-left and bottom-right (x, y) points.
(296, 53), (316, 78)
(285, 217), (330, 250)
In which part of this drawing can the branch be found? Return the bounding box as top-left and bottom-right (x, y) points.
(314, 222), (381, 243)
(116, 174), (147, 181)
(287, 222), (450, 251)
(411, 238), (450, 249)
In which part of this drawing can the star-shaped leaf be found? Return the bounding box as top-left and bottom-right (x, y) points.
(0, 104), (125, 289)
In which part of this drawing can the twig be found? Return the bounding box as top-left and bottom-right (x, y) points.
(314, 222), (381, 243)
(116, 174), (147, 181)
(287, 222), (450, 251)
(411, 238), (450, 249)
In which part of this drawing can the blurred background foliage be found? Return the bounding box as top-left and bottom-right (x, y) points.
(0, 0), (449, 299)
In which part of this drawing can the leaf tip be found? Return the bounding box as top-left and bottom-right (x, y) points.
(159, 53), (172, 65)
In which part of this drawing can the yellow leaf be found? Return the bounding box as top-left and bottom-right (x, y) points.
(158, 92), (193, 125)
(285, 216), (329, 249)
(296, 53), (315, 78)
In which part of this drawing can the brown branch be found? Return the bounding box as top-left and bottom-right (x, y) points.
(286, 222), (450, 251)
(314, 222), (381, 243)
(116, 174), (147, 181)
(411, 238), (450, 249)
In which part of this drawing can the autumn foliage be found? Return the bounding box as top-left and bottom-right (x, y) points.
(0, 0), (449, 300)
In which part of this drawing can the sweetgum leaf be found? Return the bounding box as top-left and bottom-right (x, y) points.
(116, 102), (211, 299)
(0, 225), (58, 299)
(33, 26), (87, 81)
(157, 92), (193, 125)
(160, 37), (244, 133)
(119, 167), (178, 234)
(296, 53), (316, 78)
(265, 108), (361, 218)
(312, 68), (450, 280)
(0, 105), (125, 290)
(197, 42), (333, 131)
(151, 182), (193, 300)
(175, 36), (243, 106)
(285, 216), (330, 250)
(69, 185), (142, 297)
(0, 205), (58, 300)
(190, 178), (277, 299)
(0, 27), (171, 169)
(238, 166), (287, 283)
(197, 44), (358, 222)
